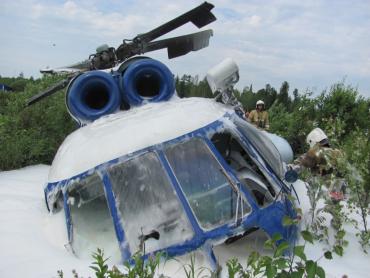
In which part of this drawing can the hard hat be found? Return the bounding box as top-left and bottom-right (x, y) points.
(306, 128), (328, 148)
(256, 100), (264, 107)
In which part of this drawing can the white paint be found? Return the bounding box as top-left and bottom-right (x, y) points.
(263, 131), (294, 163)
(206, 58), (239, 93)
(48, 98), (230, 182)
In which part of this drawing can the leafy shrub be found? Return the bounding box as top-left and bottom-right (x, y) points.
(0, 75), (76, 170)
(269, 92), (316, 154)
(226, 231), (329, 278)
(57, 248), (163, 278)
(341, 129), (370, 251)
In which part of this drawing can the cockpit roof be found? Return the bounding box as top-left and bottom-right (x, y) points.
(48, 97), (230, 182)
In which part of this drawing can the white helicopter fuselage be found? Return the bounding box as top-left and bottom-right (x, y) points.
(45, 97), (297, 269)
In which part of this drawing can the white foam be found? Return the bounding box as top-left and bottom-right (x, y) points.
(48, 98), (229, 182)
(0, 166), (369, 277)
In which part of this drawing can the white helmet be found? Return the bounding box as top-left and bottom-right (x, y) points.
(256, 100), (264, 107)
(306, 128), (328, 148)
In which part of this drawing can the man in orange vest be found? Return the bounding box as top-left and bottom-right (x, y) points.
(248, 100), (269, 130)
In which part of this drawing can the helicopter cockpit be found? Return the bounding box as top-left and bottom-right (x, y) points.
(44, 99), (296, 268)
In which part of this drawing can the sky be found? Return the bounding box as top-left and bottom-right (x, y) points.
(0, 0), (369, 97)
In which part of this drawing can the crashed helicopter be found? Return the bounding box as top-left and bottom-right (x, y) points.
(27, 2), (298, 270)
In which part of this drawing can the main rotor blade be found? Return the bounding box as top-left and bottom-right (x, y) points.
(40, 60), (90, 75)
(26, 75), (76, 106)
(142, 29), (213, 59)
(135, 2), (216, 44)
(66, 59), (92, 71)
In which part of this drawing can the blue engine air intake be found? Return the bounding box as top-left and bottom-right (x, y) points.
(121, 58), (175, 106)
(66, 71), (121, 123)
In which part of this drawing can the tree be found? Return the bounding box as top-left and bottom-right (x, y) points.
(277, 81), (291, 110)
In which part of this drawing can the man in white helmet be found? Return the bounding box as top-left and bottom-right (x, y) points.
(248, 100), (270, 130)
(291, 127), (346, 202)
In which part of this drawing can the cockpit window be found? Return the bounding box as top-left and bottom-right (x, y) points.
(211, 132), (275, 207)
(107, 152), (194, 254)
(165, 138), (250, 230)
(67, 174), (121, 261)
(234, 117), (284, 178)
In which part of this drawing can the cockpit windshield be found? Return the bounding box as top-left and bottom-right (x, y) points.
(165, 138), (250, 230)
(107, 152), (194, 254)
(67, 174), (121, 261)
(234, 117), (284, 179)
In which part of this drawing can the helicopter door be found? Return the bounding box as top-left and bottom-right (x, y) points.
(164, 138), (251, 231)
(107, 152), (194, 255)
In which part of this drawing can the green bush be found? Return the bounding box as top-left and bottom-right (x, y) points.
(226, 231), (328, 278)
(269, 92), (317, 154)
(341, 129), (370, 251)
(0, 75), (76, 170)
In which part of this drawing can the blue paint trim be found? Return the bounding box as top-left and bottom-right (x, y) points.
(233, 127), (280, 180)
(256, 198), (297, 243)
(232, 119), (290, 193)
(202, 136), (259, 211)
(202, 243), (218, 272)
(45, 111), (297, 264)
(63, 191), (73, 243)
(135, 199), (290, 262)
(44, 188), (50, 212)
(158, 133), (257, 233)
(157, 150), (203, 236)
(44, 120), (224, 195)
(101, 172), (131, 261)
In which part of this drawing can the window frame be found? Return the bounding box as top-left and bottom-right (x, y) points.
(64, 172), (122, 259)
(206, 127), (277, 208)
(163, 136), (254, 232)
(106, 150), (196, 255)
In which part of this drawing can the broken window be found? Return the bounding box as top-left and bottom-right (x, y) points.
(67, 174), (121, 261)
(165, 138), (250, 230)
(108, 152), (194, 254)
(234, 117), (284, 179)
(210, 131), (275, 207)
